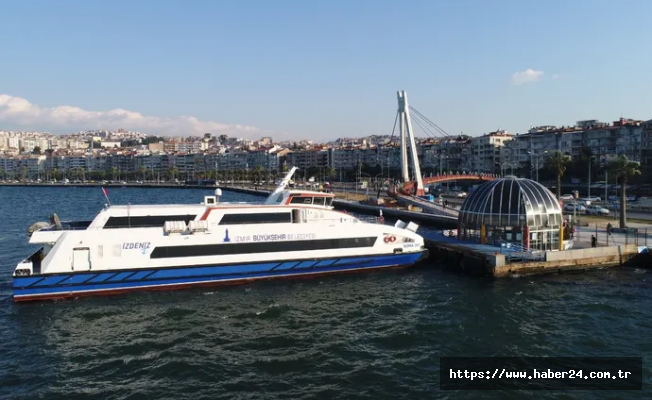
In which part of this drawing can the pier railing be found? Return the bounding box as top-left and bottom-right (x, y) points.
(433, 230), (546, 263)
(498, 241), (545, 262)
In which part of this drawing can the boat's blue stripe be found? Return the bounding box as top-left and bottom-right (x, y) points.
(315, 259), (338, 267)
(13, 252), (424, 297)
(125, 270), (155, 281)
(272, 261), (301, 271)
(31, 275), (69, 287)
(14, 277), (43, 287)
(149, 262), (279, 280)
(88, 273), (117, 283)
(66, 274), (97, 284)
(293, 260), (320, 270)
(108, 272), (136, 282)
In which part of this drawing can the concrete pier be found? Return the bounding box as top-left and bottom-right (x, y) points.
(424, 233), (647, 278)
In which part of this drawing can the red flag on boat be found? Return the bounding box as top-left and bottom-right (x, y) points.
(101, 187), (111, 206)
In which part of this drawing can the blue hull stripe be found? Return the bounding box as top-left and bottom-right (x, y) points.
(32, 275), (69, 287)
(125, 270), (155, 281)
(88, 272), (117, 283)
(315, 259), (337, 267)
(272, 261), (301, 271)
(13, 251), (427, 298)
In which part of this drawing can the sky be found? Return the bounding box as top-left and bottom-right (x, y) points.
(0, 0), (651, 141)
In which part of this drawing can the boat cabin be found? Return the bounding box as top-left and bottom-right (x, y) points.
(263, 189), (335, 207)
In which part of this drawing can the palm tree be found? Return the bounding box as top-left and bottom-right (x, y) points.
(544, 151), (572, 199)
(254, 165), (264, 184)
(139, 165), (147, 181)
(168, 166), (178, 181)
(607, 155), (641, 228)
(327, 167), (337, 181)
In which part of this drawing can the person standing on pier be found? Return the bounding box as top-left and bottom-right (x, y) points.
(591, 235), (597, 248)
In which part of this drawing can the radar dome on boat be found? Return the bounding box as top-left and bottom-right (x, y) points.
(214, 188), (222, 197)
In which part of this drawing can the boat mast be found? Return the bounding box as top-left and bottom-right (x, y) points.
(264, 166), (297, 204)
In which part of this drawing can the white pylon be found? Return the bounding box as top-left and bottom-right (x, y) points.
(397, 91), (424, 195)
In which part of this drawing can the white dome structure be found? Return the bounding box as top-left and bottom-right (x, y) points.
(458, 177), (563, 251)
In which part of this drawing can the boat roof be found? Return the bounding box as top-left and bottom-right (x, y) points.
(286, 190), (334, 197)
(108, 202), (254, 210)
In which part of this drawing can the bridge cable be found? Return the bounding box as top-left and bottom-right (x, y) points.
(410, 107), (450, 137)
(409, 106), (449, 137)
(388, 110), (398, 144)
(409, 106), (451, 137)
(377, 111), (399, 182)
(410, 111), (443, 139)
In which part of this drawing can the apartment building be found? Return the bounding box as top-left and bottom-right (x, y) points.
(470, 131), (513, 173)
(641, 119), (652, 175)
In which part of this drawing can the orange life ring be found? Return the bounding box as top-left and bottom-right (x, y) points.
(390, 236), (396, 242)
(384, 236), (390, 243)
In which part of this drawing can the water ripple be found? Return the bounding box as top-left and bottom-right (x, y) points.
(0, 187), (651, 399)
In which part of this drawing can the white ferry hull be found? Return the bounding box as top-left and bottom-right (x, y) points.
(13, 167), (429, 302)
(13, 250), (428, 302)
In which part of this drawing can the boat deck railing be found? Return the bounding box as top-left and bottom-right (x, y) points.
(351, 216), (385, 224)
(35, 216), (387, 233)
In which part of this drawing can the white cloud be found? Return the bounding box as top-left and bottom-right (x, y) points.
(0, 94), (263, 137)
(510, 68), (544, 85)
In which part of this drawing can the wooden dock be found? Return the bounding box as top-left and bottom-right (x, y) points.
(424, 233), (648, 277)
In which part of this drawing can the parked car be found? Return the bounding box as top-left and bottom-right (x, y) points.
(563, 203), (586, 212)
(585, 205), (609, 215)
(583, 196), (601, 202)
(559, 194), (574, 200)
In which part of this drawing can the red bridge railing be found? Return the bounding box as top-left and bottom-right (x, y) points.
(401, 173), (497, 195)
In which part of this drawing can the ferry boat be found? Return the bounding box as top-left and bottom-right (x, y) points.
(12, 168), (428, 302)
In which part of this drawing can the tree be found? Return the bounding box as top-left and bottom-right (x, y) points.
(254, 165), (264, 183)
(607, 155), (641, 228)
(33, 146), (42, 154)
(168, 166), (178, 180)
(139, 165), (147, 181)
(327, 167), (337, 181)
(544, 151), (572, 199)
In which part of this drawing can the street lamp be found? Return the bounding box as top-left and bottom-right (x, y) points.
(527, 150), (548, 181)
(588, 155), (595, 198)
(573, 189), (579, 239)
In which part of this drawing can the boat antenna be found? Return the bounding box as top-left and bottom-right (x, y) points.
(264, 166), (298, 204)
(101, 187), (111, 206)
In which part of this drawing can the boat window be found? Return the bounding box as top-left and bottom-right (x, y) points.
(150, 237), (378, 259)
(326, 198), (334, 206)
(313, 197), (326, 206)
(218, 212), (291, 225)
(290, 196), (312, 204)
(103, 215), (197, 229)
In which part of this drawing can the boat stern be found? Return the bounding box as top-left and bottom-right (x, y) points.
(13, 247), (45, 278)
(14, 260), (34, 278)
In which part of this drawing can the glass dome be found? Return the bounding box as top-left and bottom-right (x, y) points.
(459, 177), (563, 229)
